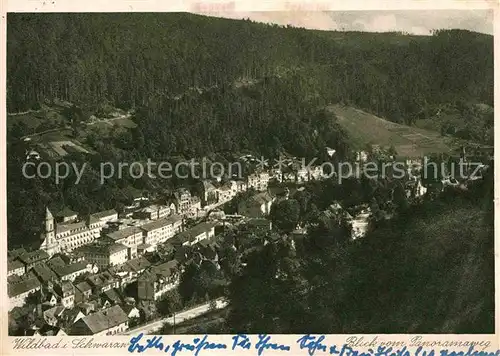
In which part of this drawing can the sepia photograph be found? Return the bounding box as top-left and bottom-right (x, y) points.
(5, 9), (495, 338)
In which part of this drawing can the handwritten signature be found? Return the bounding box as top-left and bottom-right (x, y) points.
(128, 333), (290, 356)
(128, 333), (226, 356)
(232, 334), (290, 356)
(128, 333), (499, 356)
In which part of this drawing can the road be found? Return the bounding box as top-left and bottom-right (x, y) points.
(19, 113), (133, 141)
(122, 298), (228, 335)
(8, 109), (43, 116)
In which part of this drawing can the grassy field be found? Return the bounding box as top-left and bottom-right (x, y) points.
(8, 103), (136, 158)
(328, 104), (461, 158)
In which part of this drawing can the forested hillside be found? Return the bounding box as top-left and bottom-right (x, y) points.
(226, 172), (495, 333)
(8, 13), (493, 127)
(6, 13), (494, 247)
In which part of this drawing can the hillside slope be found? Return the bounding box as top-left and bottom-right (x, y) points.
(7, 13), (493, 128)
(226, 179), (495, 333)
(337, 193), (494, 333)
(328, 104), (457, 157)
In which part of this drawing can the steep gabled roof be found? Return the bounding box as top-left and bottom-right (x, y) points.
(8, 278), (41, 297)
(17, 250), (50, 265)
(31, 263), (58, 284)
(8, 260), (25, 272)
(75, 305), (128, 334)
(173, 222), (216, 244)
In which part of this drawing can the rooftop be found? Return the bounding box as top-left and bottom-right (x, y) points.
(172, 222), (216, 244)
(31, 263), (58, 283)
(121, 303), (138, 315)
(51, 262), (87, 278)
(8, 247), (27, 260)
(137, 243), (152, 250)
(107, 243), (128, 254)
(77, 242), (127, 255)
(89, 209), (118, 224)
(44, 305), (65, 320)
(102, 288), (123, 304)
(76, 281), (92, 293)
(17, 250), (50, 265)
(87, 271), (115, 287)
(56, 221), (88, 235)
(106, 226), (142, 241)
(150, 260), (179, 278)
(8, 259), (25, 272)
(77, 305), (128, 334)
(46, 256), (67, 270)
(140, 215), (183, 232)
(58, 280), (75, 294)
(125, 257), (151, 273)
(8, 277), (41, 297)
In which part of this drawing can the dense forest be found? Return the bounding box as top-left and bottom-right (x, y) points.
(8, 13), (493, 122)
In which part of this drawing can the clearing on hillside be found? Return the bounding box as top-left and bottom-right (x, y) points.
(328, 104), (461, 158)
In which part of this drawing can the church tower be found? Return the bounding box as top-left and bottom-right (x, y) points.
(40, 207), (59, 256)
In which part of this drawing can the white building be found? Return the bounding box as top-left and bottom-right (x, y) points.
(238, 192), (275, 218)
(140, 215), (183, 247)
(71, 305), (129, 336)
(40, 208), (118, 257)
(132, 205), (171, 220)
(247, 171), (270, 191)
(106, 226), (144, 260)
(76, 243), (128, 269)
(351, 208), (371, 240)
(8, 277), (41, 310)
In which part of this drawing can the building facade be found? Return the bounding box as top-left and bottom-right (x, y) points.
(76, 243), (128, 269)
(238, 192), (275, 218)
(8, 278), (41, 310)
(71, 305), (128, 336)
(140, 215), (183, 247)
(40, 208), (118, 257)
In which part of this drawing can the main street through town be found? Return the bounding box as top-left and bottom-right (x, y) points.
(122, 298), (229, 335)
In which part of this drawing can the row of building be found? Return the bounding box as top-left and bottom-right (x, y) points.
(39, 207), (185, 258)
(9, 218), (221, 336)
(39, 161), (323, 258)
(8, 161), (331, 335)
(10, 218), (219, 309)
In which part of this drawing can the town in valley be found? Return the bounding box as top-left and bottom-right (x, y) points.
(6, 11), (495, 335)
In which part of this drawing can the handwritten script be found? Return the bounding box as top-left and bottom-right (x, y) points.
(126, 334), (500, 356)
